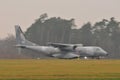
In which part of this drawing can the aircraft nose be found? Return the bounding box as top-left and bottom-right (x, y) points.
(103, 51), (108, 56)
(106, 53), (109, 56)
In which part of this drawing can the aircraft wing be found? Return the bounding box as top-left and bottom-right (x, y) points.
(48, 43), (83, 51)
(48, 43), (72, 48)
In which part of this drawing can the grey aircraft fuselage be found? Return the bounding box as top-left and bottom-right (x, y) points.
(15, 25), (108, 59)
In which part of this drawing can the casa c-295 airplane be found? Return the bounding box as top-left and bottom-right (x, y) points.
(15, 25), (108, 59)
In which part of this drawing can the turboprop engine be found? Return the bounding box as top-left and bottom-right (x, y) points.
(61, 44), (83, 51)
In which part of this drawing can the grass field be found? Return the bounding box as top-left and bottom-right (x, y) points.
(0, 59), (120, 80)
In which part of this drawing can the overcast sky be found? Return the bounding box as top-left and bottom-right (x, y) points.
(0, 0), (120, 38)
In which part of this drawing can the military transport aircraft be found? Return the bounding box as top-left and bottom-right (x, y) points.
(15, 25), (108, 59)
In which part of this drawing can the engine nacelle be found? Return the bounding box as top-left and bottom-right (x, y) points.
(63, 44), (83, 51)
(62, 45), (77, 51)
(74, 44), (83, 47)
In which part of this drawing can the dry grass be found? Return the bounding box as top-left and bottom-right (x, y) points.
(0, 59), (120, 79)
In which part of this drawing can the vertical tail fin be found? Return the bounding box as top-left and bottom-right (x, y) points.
(15, 25), (37, 46)
(15, 25), (26, 45)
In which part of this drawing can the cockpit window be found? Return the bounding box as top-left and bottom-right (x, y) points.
(96, 47), (102, 52)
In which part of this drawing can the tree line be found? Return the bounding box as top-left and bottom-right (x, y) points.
(0, 13), (120, 58)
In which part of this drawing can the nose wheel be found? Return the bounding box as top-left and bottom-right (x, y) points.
(84, 56), (88, 59)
